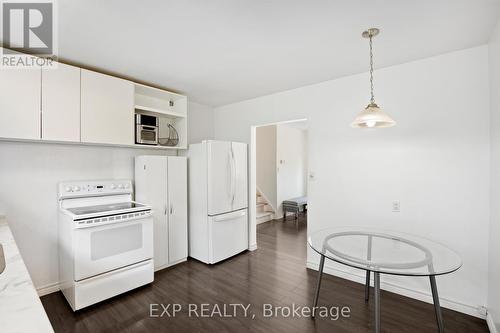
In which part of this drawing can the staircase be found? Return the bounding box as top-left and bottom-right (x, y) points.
(256, 191), (274, 224)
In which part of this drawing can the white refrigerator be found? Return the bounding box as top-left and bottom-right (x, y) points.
(188, 140), (248, 264)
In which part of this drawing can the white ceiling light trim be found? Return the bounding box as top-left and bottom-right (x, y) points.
(351, 28), (396, 129)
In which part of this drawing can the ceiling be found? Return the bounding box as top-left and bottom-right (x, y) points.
(50, 1), (500, 105)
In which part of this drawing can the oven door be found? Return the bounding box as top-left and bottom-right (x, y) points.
(73, 216), (153, 281)
(136, 125), (158, 145)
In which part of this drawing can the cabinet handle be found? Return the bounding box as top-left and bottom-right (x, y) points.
(170, 204), (173, 215)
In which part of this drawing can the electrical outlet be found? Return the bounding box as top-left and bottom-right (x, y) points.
(392, 201), (400, 212)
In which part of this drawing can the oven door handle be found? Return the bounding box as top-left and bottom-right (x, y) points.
(74, 211), (152, 229)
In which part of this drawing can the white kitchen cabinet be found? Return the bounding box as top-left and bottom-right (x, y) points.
(135, 155), (188, 270)
(0, 49), (188, 149)
(42, 62), (81, 142)
(0, 66), (41, 140)
(167, 156), (188, 263)
(81, 69), (134, 145)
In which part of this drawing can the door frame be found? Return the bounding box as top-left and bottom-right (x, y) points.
(249, 118), (308, 251)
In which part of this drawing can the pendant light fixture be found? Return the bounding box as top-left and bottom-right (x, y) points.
(351, 28), (396, 128)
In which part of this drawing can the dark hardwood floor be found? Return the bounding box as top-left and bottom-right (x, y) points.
(41, 214), (488, 332)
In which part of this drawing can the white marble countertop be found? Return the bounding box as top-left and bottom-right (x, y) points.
(0, 218), (54, 333)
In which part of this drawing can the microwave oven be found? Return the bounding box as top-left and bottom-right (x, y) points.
(135, 114), (158, 145)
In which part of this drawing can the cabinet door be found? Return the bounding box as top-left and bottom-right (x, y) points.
(0, 66), (41, 139)
(135, 156), (169, 269)
(42, 62), (80, 141)
(168, 156), (188, 263)
(81, 69), (134, 145)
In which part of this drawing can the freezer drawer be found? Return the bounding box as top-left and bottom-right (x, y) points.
(209, 209), (248, 264)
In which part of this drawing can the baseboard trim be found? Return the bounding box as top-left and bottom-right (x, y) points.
(154, 258), (188, 272)
(248, 243), (257, 251)
(487, 312), (498, 333)
(306, 261), (485, 319)
(37, 282), (60, 296)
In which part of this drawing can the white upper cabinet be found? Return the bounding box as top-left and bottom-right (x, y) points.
(42, 62), (81, 142)
(81, 69), (134, 145)
(0, 49), (186, 148)
(0, 66), (41, 140)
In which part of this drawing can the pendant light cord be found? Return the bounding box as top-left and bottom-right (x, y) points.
(369, 35), (375, 104)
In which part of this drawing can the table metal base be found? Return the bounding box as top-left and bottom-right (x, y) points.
(311, 256), (445, 333)
(311, 254), (325, 317)
(365, 270), (370, 302)
(430, 276), (445, 333)
(374, 272), (381, 332)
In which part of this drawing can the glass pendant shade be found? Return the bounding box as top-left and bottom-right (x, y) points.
(352, 28), (396, 128)
(351, 102), (396, 128)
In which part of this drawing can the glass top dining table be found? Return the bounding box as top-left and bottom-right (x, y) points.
(308, 227), (462, 276)
(308, 227), (462, 333)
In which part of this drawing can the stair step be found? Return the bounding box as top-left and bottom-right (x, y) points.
(256, 211), (273, 224)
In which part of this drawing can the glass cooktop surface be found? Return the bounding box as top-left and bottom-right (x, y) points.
(67, 202), (146, 216)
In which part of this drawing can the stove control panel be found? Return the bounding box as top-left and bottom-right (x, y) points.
(59, 180), (132, 199)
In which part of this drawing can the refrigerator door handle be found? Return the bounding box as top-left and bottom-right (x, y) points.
(228, 151), (233, 200)
(213, 210), (246, 222)
(230, 147), (236, 205)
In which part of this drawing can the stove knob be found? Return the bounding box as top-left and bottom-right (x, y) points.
(118, 184), (124, 189)
(110, 184), (116, 189)
(65, 186), (72, 192)
(124, 183), (130, 189)
(73, 186), (81, 192)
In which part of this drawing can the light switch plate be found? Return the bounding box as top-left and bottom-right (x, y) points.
(392, 201), (400, 212)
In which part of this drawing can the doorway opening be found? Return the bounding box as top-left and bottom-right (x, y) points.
(249, 119), (308, 250)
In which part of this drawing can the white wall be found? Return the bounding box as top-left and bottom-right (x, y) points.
(214, 46), (490, 316)
(489, 19), (500, 331)
(276, 124), (308, 217)
(256, 125), (277, 212)
(187, 101), (214, 144)
(0, 101), (213, 292)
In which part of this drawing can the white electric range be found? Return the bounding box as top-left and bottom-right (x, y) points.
(58, 180), (154, 311)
